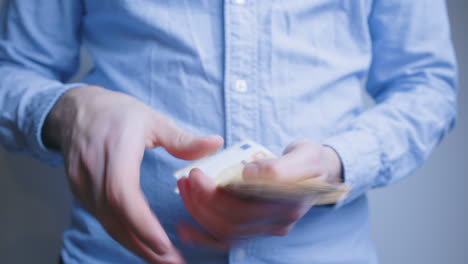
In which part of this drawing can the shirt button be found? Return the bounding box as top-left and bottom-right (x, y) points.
(234, 79), (248, 93)
(235, 249), (246, 261)
(233, 0), (247, 5)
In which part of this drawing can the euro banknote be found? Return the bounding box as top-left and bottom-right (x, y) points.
(174, 140), (349, 205)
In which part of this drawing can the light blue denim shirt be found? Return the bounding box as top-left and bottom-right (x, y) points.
(0, 0), (457, 263)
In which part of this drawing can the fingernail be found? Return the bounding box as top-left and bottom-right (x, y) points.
(243, 163), (260, 180)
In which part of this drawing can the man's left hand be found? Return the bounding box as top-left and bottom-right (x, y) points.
(177, 139), (343, 249)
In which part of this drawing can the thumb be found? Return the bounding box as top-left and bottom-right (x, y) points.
(105, 132), (184, 262)
(242, 142), (322, 183)
(152, 116), (223, 160)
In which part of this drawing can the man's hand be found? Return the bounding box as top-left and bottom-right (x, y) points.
(43, 85), (223, 264)
(177, 139), (342, 249)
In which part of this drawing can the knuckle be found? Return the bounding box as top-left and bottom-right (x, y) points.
(263, 163), (282, 180)
(174, 131), (186, 146)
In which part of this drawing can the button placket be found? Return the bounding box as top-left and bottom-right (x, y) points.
(223, 0), (258, 146)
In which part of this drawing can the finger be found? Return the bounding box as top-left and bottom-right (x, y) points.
(151, 115), (223, 160)
(177, 224), (231, 251)
(242, 144), (323, 183)
(118, 187), (175, 255)
(64, 146), (96, 213)
(74, 160), (98, 213)
(178, 176), (223, 235)
(178, 181), (287, 239)
(188, 168), (217, 193)
(178, 175), (234, 239)
(186, 169), (291, 224)
(107, 216), (185, 264)
(177, 222), (285, 248)
(207, 193), (307, 238)
(180, 171), (287, 239)
(268, 222), (297, 237)
(214, 189), (299, 223)
(105, 135), (182, 260)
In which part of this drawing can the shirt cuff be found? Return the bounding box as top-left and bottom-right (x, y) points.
(30, 82), (87, 167)
(323, 128), (383, 208)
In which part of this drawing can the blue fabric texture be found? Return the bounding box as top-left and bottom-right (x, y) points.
(0, 0), (457, 263)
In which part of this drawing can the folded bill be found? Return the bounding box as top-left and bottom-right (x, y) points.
(174, 140), (349, 205)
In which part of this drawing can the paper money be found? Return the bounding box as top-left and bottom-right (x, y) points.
(174, 140), (349, 205)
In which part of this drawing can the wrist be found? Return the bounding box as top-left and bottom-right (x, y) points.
(42, 94), (71, 151)
(322, 146), (343, 184)
(42, 110), (62, 150)
(41, 85), (96, 150)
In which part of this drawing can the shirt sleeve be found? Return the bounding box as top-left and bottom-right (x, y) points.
(323, 0), (458, 207)
(0, 0), (87, 166)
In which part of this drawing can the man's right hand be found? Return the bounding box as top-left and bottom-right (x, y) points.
(42, 85), (223, 264)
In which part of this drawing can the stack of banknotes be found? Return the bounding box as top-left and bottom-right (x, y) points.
(174, 140), (349, 205)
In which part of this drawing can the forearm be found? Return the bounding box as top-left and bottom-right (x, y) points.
(0, 0), (84, 164)
(0, 63), (85, 159)
(325, 84), (456, 203)
(324, 0), (457, 207)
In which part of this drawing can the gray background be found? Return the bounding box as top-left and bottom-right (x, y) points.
(1, 1), (467, 263)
